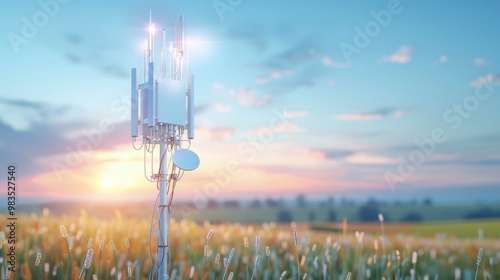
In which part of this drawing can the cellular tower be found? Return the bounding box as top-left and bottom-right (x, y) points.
(130, 12), (199, 280)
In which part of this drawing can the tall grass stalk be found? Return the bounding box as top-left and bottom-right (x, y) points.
(293, 230), (300, 280)
(474, 248), (483, 280)
(34, 252), (42, 279)
(60, 225), (72, 279)
(109, 240), (118, 280)
(78, 249), (94, 280)
(250, 255), (261, 280)
(98, 239), (104, 278)
(265, 246), (271, 280)
(125, 237), (131, 278)
(222, 248), (235, 280)
(378, 213), (386, 254)
(244, 236), (249, 280)
(204, 229), (213, 279)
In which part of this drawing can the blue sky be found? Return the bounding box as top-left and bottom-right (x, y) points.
(1, 0), (499, 203)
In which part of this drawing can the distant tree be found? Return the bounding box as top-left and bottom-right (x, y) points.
(327, 210), (337, 222)
(309, 212), (316, 222)
(265, 198), (281, 208)
(393, 200), (402, 206)
(423, 197), (433, 207)
(296, 194), (307, 207)
(366, 198), (380, 207)
(400, 212), (424, 222)
(465, 208), (500, 219)
(358, 203), (380, 222)
(277, 210), (293, 223)
(223, 200), (240, 208)
(207, 199), (218, 208)
(249, 199), (262, 208)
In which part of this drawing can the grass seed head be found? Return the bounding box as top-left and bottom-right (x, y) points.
(99, 240), (105, 250)
(206, 229), (214, 240)
(35, 252), (42, 267)
(109, 240), (116, 251)
(255, 236), (260, 248)
(228, 248), (235, 263)
(215, 253), (220, 264)
(84, 249), (94, 269)
(412, 251), (418, 264)
(228, 272), (234, 280)
(254, 255), (261, 266)
(204, 245), (209, 257)
(87, 237), (94, 249)
(378, 213), (384, 222)
(266, 246), (270, 256)
(0, 231), (5, 243)
(60, 225), (68, 238)
(293, 230), (298, 246)
(69, 236), (75, 250)
(125, 237), (130, 249)
(244, 236), (249, 248)
(477, 248), (484, 266)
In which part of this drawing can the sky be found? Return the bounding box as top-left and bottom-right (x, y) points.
(1, 0), (499, 204)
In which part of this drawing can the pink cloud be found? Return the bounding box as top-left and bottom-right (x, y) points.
(196, 126), (235, 140)
(382, 46), (411, 64)
(470, 73), (500, 87)
(230, 87), (271, 106)
(214, 103), (232, 113)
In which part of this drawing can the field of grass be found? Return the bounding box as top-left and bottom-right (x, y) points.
(1, 211), (499, 280)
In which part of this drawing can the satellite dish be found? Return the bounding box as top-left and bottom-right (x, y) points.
(172, 149), (200, 171)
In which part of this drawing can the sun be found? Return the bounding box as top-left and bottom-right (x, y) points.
(100, 178), (115, 189)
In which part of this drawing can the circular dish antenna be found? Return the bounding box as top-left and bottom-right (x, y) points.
(172, 149), (200, 171)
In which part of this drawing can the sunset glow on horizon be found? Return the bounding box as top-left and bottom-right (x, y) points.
(1, 1), (500, 204)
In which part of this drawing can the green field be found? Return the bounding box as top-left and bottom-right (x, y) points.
(167, 203), (500, 224)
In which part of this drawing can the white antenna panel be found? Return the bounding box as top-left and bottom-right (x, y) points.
(157, 78), (187, 126)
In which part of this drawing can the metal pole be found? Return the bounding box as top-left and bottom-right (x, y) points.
(158, 138), (169, 280)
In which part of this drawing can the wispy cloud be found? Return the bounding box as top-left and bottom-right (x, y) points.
(214, 103), (232, 113)
(230, 87), (271, 106)
(336, 108), (407, 121)
(470, 73), (500, 87)
(212, 82), (225, 90)
(322, 56), (350, 68)
(283, 110), (309, 118)
(473, 57), (487, 65)
(433, 55), (448, 66)
(382, 46), (411, 64)
(312, 148), (356, 160)
(0, 98), (78, 130)
(196, 126), (235, 140)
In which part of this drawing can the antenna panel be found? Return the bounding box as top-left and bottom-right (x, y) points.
(157, 77), (187, 126)
(131, 68), (138, 137)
